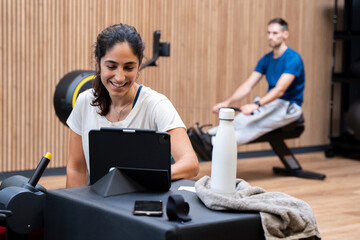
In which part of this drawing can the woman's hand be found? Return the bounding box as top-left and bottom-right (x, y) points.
(168, 127), (199, 180)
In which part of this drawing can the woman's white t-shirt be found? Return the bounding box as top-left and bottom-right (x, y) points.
(66, 85), (186, 180)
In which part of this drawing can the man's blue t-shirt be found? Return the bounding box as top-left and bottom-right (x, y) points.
(254, 47), (305, 106)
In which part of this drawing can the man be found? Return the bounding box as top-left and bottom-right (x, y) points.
(189, 18), (305, 161)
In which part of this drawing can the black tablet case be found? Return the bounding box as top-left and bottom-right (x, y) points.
(89, 128), (171, 191)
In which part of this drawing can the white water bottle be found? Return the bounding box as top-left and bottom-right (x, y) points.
(211, 108), (238, 194)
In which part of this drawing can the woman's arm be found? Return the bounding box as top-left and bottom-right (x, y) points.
(168, 127), (199, 180)
(66, 130), (88, 188)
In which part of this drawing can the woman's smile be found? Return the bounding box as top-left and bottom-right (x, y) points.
(110, 80), (127, 89)
(100, 42), (139, 98)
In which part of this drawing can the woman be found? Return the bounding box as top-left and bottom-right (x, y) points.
(66, 24), (199, 188)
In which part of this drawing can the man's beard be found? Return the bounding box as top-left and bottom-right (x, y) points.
(269, 41), (282, 49)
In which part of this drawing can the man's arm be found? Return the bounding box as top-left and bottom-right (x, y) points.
(240, 73), (296, 115)
(212, 71), (263, 114)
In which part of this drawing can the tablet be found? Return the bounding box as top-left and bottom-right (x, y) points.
(89, 128), (171, 191)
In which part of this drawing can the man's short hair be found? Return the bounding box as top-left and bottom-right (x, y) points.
(268, 18), (289, 31)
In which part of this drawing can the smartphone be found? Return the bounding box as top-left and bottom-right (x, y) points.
(133, 200), (163, 216)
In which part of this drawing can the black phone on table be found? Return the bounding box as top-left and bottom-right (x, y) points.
(133, 200), (163, 216)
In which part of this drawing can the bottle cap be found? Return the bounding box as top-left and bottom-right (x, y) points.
(219, 108), (235, 120)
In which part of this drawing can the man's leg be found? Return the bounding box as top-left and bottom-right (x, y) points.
(208, 99), (302, 145)
(189, 100), (301, 160)
(233, 99), (302, 144)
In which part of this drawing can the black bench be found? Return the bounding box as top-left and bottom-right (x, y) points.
(249, 115), (326, 180)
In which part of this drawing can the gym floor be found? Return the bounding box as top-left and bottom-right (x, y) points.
(39, 152), (360, 240)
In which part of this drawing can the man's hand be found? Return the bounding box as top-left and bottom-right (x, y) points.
(240, 103), (259, 115)
(212, 101), (230, 114)
(211, 72), (263, 115)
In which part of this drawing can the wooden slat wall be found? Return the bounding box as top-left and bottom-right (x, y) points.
(0, 0), (335, 172)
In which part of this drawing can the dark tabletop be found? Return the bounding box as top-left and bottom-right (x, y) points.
(44, 179), (264, 240)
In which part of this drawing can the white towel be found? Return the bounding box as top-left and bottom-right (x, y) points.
(195, 176), (321, 240)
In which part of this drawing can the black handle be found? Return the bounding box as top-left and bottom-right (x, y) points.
(28, 155), (51, 187)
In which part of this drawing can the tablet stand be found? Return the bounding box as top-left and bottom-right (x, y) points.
(91, 166), (171, 197)
(91, 168), (146, 197)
